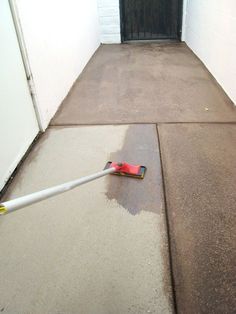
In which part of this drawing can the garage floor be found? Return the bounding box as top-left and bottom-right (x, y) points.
(1, 43), (236, 314)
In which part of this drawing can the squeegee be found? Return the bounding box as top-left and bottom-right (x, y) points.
(0, 162), (146, 215)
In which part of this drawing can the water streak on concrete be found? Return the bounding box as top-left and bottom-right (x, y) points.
(106, 125), (163, 215)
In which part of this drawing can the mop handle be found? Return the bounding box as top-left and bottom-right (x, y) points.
(0, 167), (116, 215)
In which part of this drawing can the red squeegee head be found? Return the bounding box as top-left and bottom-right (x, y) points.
(111, 162), (140, 175)
(104, 161), (146, 179)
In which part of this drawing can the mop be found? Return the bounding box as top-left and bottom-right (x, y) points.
(0, 162), (146, 215)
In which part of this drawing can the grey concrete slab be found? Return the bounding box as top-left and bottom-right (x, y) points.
(52, 43), (236, 125)
(0, 125), (173, 314)
(158, 124), (236, 314)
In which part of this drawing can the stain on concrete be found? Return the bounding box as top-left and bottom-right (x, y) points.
(52, 43), (236, 125)
(105, 125), (163, 215)
(159, 124), (236, 314)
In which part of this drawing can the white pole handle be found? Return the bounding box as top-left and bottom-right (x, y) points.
(0, 167), (116, 215)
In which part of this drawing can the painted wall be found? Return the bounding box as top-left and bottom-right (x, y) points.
(183, 0), (236, 104)
(15, 0), (101, 129)
(98, 0), (121, 43)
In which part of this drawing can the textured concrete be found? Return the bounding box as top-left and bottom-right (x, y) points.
(52, 43), (236, 125)
(2, 42), (236, 314)
(158, 124), (236, 314)
(0, 125), (173, 314)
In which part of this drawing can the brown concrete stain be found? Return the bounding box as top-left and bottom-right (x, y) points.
(52, 43), (236, 125)
(159, 124), (236, 314)
(105, 125), (163, 215)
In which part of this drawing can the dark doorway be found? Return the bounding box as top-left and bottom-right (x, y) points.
(120, 0), (183, 41)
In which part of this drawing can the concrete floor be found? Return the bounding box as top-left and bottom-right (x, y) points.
(159, 124), (236, 313)
(1, 43), (236, 313)
(52, 43), (236, 125)
(0, 125), (173, 314)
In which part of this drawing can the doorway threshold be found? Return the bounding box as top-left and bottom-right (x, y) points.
(123, 39), (180, 44)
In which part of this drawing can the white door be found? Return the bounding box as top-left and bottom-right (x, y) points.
(0, 0), (39, 191)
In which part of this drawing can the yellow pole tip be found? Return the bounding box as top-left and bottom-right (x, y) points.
(0, 205), (7, 215)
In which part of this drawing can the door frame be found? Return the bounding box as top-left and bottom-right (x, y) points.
(8, 0), (44, 131)
(119, 0), (184, 42)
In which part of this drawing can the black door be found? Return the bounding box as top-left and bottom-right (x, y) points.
(120, 0), (182, 41)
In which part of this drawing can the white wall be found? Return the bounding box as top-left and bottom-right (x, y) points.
(15, 0), (101, 129)
(183, 0), (236, 104)
(98, 0), (121, 44)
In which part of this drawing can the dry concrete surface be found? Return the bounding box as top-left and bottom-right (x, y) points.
(0, 125), (173, 314)
(158, 124), (236, 314)
(52, 43), (236, 125)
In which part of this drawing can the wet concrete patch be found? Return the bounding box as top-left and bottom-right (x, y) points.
(0, 125), (173, 314)
(158, 124), (236, 314)
(106, 125), (163, 215)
